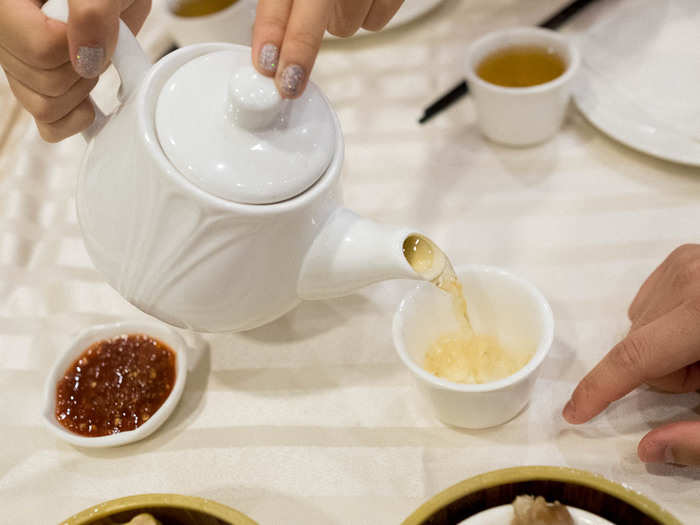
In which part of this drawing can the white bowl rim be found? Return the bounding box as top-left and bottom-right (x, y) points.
(393, 264), (554, 393)
(42, 320), (188, 448)
(464, 26), (581, 96)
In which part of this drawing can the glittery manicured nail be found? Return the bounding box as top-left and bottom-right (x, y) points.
(75, 46), (104, 78)
(258, 43), (279, 73)
(280, 64), (305, 97)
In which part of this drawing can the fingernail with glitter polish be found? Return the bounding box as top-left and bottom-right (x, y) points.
(280, 64), (305, 98)
(258, 43), (279, 73)
(75, 46), (105, 79)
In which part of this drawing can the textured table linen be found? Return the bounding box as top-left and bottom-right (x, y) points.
(1, 1), (699, 523)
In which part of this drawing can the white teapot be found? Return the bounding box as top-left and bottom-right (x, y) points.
(43, 0), (445, 332)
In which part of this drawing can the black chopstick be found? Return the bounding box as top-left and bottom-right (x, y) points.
(539, 0), (599, 30)
(418, 0), (600, 124)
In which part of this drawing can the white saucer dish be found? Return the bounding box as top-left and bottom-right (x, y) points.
(459, 504), (614, 525)
(42, 320), (188, 448)
(573, 0), (700, 166)
(324, 0), (445, 39)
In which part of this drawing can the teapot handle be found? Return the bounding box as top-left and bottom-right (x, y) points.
(41, 0), (151, 141)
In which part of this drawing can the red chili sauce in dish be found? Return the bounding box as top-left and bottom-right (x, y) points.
(55, 334), (176, 437)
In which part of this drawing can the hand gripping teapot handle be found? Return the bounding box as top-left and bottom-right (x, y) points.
(41, 0), (151, 141)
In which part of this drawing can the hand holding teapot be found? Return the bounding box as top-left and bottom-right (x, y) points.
(3, 0), (405, 142)
(0, 0), (150, 142)
(39, 0), (444, 333)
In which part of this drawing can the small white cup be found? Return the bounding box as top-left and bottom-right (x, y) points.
(393, 265), (554, 429)
(164, 0), (257, 47)
(42, 321), (188, 448)
(465, 27), (580, 146)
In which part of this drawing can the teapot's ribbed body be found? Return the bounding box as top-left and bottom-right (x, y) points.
(77, 44), (344, 332)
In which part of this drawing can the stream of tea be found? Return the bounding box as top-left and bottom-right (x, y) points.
(403, 235), (532, 384)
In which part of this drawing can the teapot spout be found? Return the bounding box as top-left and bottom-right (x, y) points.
(298, 208), (446, 300)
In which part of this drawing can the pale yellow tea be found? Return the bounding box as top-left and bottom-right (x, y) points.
(476, 45), (566, 88)
(402, 235), (533, 385)
(171, 0), (239, 17)
(402, 235), (436, 275)
(424, 331), (531, 384)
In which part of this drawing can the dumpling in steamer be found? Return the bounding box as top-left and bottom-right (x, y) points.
(124, 515), (161, 525)
(511, 495), (574, 525)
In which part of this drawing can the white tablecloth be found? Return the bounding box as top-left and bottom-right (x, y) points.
(1, 1), (699, 523)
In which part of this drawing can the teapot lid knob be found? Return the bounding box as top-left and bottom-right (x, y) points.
(154, 47), (337, 205)
(228, 65), (282, 130)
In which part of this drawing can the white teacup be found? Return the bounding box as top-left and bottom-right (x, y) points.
(164, 0), (257, 47)
(393, 264), (554, 429)
(464, 27), (580, 146)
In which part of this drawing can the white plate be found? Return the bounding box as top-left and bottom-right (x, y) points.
(573, 0), (700, 166)
(459, 503), (614, 525)
(324, 0), (444, 39)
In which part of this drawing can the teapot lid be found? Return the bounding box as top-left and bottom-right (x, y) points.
(155, 48), (336, 204)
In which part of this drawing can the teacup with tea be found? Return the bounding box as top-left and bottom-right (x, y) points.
(164, 0), (257, 47)
(394, 240), (554, 429)
(465, 27), (580, 146)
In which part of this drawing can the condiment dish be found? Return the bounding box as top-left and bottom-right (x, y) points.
(42, 320), (188, 448)
(393, 264), (554, 428)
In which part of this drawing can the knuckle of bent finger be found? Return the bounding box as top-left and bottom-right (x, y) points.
(31, 37), (64, 69)
(611, 336), (648, 373)
(672, 261), (700, 290)
(574, 376), (595, 405)
(135, 0), (152, 14)
(257, 13), (287, 36)
(362, 22), (386, 32)
(688, 258), (700, 280)
(669, 244), (698, 267)
(670, 244), (693, 259)
(328, 26), (356, 38)
(362, 15), (389, 32)
(71, 2), (108, 26)
(41, 72), (75, 98)
(36, 122), (63, 143)
(682, 296), (700, 317)
(287, 29), (319, 57)
(327, 18), (357, 38)
(32, 98), (59, 124)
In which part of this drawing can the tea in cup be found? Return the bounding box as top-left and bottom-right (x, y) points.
(465, 27), (580, 146)
(164, 0), (257, 47)
(393, 264), (554, 428)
